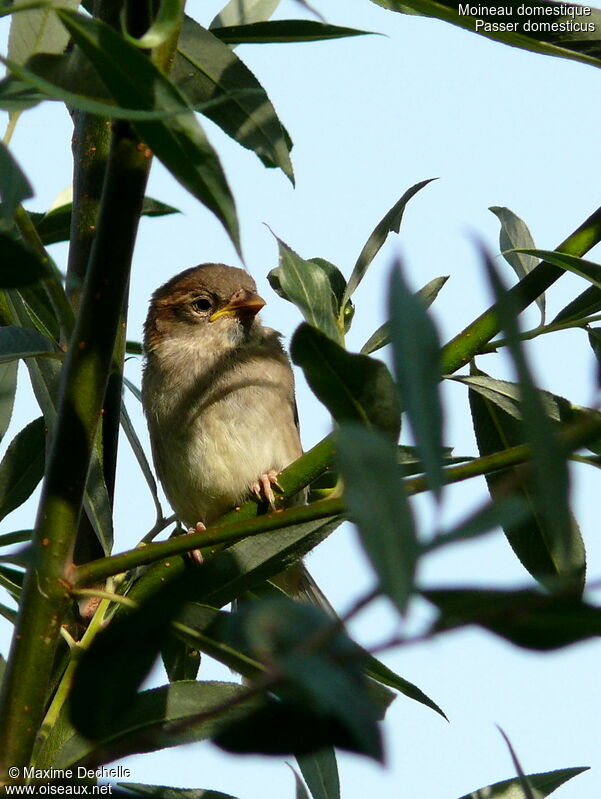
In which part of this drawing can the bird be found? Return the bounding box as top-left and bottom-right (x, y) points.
(141, 263), (305, 563)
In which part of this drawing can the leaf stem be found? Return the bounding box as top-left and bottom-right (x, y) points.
(479, 313), (601, 353)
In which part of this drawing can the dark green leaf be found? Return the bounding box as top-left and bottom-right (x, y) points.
(510, 248), (601, 290)
(342, 178), (436, 306)
(552, 284), (601, 324)
(0, 529), (32, 548)
(424, 587), (601, 650)
(0, 416), (45, 523)
(56, 10), (240, 254)
(210, 0), (281, 28)
(118, 786), (239, 799)
(215, 599), (383, 760)
(497, 727), (535, 799)
(297, 748), (340, 799)
(363, 652), (446, 719)
(0, 141), (33, 227)
(370, 0), (601, 68)
(389, 262), (444, 498)
(291, 323), (400, 439)
(61, 681), (259, 768)
(0, 563), (23, 600)
(490, 206), (543, 323)
(7, 0), (79, 66)
(124, 0), (183, 49)
(455, 766), (589, 799)
(0, 76), (44, 111)
(268, 241), (342, 342)
(468, 365), (585, 590)
(161, 633), (201, 683)
(335, 424), (417, 613)
(30, 197), (179, 246)
(212, 20), (374, 44)
(480, 249), (582, 591)
(0, 233), (51, 286)
(0, 602), (16, 624)
(173, 16), (293, 180)
(361, 275), (448, 354)
(121, 401), (163, 522)
(0, 325), (55, 362)
(0, 359), (18, 442)
(588, 326), (601, 385)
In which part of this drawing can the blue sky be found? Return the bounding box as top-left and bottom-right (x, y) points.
(1, 0), (601, 796)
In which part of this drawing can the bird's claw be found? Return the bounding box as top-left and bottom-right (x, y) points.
(252, 470), (282, 509)
(186, 521), (206, 565)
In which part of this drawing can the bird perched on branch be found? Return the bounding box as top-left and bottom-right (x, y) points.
(141, 263), (304, 562)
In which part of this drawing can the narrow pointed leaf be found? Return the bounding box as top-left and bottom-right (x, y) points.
(268, 241), (342, 342)
(211, 20), (374, 44)
(363, 654), (446, 719)
(0, 141), (33, 227)
(497, 727), (536, 799)
(118, 786), (239, 799)
(490, 206), (543, 323)
(173, 16), (293, 180)
(370, 0), (601, 68)
(510, 248), (601, 290)
(468, 367), (585, 589)
(361, 275), (448, 354)
(0, 233), (52, 286)
(456, 766), (589, 799)
(291, 323), (400, 439)
(335, 424), (417, 614)
(0, 325), (55, 362)
(297, 748), (340, 799)
(210, 0), (281, 28)
(124, 0), (184, 50)
(552, 284), (601, 324)
(8, 0), (79, 66)
(479, 250), (582, 591)
(0, 416), (45, 522)
(342, 178), (436, 306)
(389, 262), (444, 498)
(61, 682), (260, 767)
(0, 360), (18, 442)
(121, 401), (163, 522)
(56, 10), (240, 253)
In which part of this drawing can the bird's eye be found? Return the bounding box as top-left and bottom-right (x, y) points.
(191, 297), (212, 313)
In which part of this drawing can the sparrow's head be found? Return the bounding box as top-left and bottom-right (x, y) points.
(144, 264), (266, 354)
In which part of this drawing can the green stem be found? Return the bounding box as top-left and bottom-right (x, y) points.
(479, 313), (601, 353)
(0, 121), (152, 779)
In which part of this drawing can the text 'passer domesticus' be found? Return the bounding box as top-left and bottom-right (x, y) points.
(141, 263), (304, 554)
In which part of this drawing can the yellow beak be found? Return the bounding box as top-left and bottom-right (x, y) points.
(209, 288), (266, 322)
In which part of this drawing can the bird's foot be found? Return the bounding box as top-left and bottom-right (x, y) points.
(186, 521), (206, 565)
(252, 470), (283, 510)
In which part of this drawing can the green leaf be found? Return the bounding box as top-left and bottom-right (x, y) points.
(0, 416), (45, 523)
(121, 401), (163, 522)
(388, 261), (444, 499)
(210, 0), (281, 27)
(370, 0), (601, 69)
(0, 360), (18, 442)
(0, 563), (23, 600)
(268, 240), (342, 342)
(588, 326), (601, 385)
(118, 786), (239, 799)
(0, 325), (55, 362)
(296, 748), (340, 799)
(173, 16), (293, 180)
(490, 206), (543, 323)
(215, 599), (383, 761)
(468, 366), (585, 590)
(552, 284), (601, 324)
(60, 681), (260, 768)
(30, 196), (180, 246)
(342, 178), (436, 307)
(211, 20), (374, 44)
(123, 0), (184, 50)
(509, 248), (601, 291)
(8, 0), (79, 66)
(479, 248), (583, 591)
(455, 767), (589, 799)
(424, 587), (601, 650)
(0, 602), (17, 624)
(290, 323), (401, 439)
(0, 232), (52, 286)
(335, 424), (417, 614)
(363, 652), (446, 719)
(0, 142), (33, 227)
(55, 10), (240, 254)
(0, 529), (32, 548)
(497, 727), (536, 799)
(360, 275), (448, 354)
(161, 634), (201, 683)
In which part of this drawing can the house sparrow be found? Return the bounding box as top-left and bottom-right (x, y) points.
(141, 264), (304, 555)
